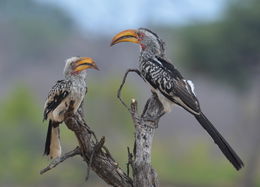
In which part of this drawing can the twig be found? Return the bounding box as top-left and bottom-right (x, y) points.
(117, 70), (164, 187)
(127, 147), (133, 177)
(117, 69), (141, 113)
(41, 100), (133, 186)
(102, 145), (114, 161)
(40, 147), (81, 175)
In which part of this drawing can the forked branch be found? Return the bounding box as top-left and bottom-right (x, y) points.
(118, 69), (165, 187)
(41, 101), (133, 187)
(41, 68), (164, 187)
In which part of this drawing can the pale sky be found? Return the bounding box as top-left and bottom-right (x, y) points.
(38, 0), (225, 34)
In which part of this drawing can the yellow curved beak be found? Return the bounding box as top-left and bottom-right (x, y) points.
(111, 29), (139, 46)
(73, 57), (99, 72)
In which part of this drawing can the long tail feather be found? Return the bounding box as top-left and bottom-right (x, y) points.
(195, 113), (244, 170)
(44, 121), (61, 159)
(44, 121), (52, 156)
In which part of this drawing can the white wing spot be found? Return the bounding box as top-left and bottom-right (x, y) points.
(187, 80), (196, 95)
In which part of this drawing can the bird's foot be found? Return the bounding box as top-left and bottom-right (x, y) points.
(142, 111), (165, 123)
(133, 116), (156, 128)
(138, 116), (158, 129)
(134, 116), (142, 124)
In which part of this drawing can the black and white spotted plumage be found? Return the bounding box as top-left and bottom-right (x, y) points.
(43, 80), (72, 121)
(43, 57), (90, 159)
(112, 28), (244, 170)
(140, 56), (200, 114)
(138, 29), (244, 170)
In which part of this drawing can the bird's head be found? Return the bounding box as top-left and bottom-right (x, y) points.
(111, 28), (165, 58)
(64, 56), (99, 78)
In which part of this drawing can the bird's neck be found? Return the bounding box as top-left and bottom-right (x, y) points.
(140, 47), (165, 61)
(66, 72), (87, 86)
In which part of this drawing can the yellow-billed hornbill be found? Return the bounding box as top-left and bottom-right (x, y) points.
(43, 56), (99, 159)
(111, 28), (244, 170)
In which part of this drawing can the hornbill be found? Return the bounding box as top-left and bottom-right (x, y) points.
(43, 56), (99, 159)
(111, 28), (244, 170)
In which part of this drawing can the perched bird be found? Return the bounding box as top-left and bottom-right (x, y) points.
(43, 57), (99, 159)
(111, 28), (244, 170)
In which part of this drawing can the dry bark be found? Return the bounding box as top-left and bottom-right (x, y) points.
(41, 101), (133, 187)
(41, 69), (163, 187)
(118, 69), (164, 187)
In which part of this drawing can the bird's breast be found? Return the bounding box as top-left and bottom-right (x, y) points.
(140, 61), (174, 112)
(140, 61), (172, 90)
(48, 86), (86, 122)
(70, 86), (86, 112)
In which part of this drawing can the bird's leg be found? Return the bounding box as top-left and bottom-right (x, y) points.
(141, 96), (151, 117)
(141, 111), (165, 127)
(117, 69), (141, 113)
(140, 91), (165, 128)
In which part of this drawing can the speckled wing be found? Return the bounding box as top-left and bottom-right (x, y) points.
(143, 56), (200, 114)
(43, 80), (72, 120)
(169, 78), (200, 114)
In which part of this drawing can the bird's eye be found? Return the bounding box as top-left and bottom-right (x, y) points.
(138, 33), (145, 39)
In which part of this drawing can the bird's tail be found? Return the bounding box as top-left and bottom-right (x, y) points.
(195, 113), (244, 170)
(44, 121), (61, 159)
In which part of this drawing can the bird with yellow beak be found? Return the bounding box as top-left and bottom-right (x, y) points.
(43, 56), (98, 159)
(111, 28), (244, 171)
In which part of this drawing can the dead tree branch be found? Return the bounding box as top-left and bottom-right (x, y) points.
(41, 67), (164, 186)
(118, 69), (164, 187)
(40, 147), (81, 175)
(41, 101), (133, 187)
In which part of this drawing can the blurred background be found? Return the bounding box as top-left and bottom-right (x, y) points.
(0, 0), (259, 186)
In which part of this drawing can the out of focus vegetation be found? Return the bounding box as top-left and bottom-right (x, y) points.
(175, 0), (260, 88)
(0, 0), (72, 64)
(0, 83), (249, 187)
(0, 82), (137, 186)
(0, 0), (260, 186)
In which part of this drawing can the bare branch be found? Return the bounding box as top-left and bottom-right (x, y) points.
(40, 147), (81, 175)
(117, 69), (141, 112)
(118, 71), (164, 187)
(127, 147), (133, 177)
(131, 95), (162, 187)
(85, 136), (105, 181)
(41, 67), (163, 186)
(41, 101), (133, 187)
(63, 112), (133, 186)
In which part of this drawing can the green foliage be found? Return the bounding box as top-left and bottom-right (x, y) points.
(0, 84), (94, 186)
(152, 141), (242, 186)
(0, 84), (43, 185)
(0, 80), (138, 186)
(86, 76), (137, 130)
(0, 85), (40, 123)
(82, 76), (139, 168)
(174, 0), (260, 88)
